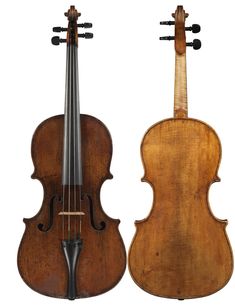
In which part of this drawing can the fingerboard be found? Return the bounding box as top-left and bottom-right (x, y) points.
(62, 44), (82, 186)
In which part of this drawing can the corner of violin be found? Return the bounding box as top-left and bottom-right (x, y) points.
(31, 167), (41, 180)
(31, 171), (37, 179)
(107, 171), (113, 180)
(141, 175), (147, 183)
(213, 174), (221, 183)
(141, 172), (152, 185)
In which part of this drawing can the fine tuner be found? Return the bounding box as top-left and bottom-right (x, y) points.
(159, 20), (201, 50)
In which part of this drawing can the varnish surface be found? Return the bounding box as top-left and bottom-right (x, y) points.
(18, 115), (126, 298)
(129, 118), (233, 299)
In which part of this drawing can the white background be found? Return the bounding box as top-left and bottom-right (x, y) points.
(1, 0), (235, 305)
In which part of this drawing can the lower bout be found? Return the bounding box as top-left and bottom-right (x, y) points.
(129, 258), (233, 299)
(128, 235), (233, 299)
(18, 237), (126, 299)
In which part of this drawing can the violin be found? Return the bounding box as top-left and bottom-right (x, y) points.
(128, 6), (233, 299)
(18, 6), (126, 300)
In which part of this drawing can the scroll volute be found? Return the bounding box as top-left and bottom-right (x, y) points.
(172, 6), (188, 55)
(65, 5), (80, 46)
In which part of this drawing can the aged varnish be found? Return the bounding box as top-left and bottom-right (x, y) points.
(18, 6), (126, 300)
(128, 6), (233, 299)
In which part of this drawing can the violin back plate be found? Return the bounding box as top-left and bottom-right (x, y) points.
(129, 118), (233, 299)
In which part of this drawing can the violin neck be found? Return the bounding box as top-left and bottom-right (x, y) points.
(174, 52), (188, 118)
(62, 44), (83, 186)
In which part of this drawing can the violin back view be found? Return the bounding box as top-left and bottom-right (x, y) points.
(129, 119), (233, 298)
(128, 6), (233, 299)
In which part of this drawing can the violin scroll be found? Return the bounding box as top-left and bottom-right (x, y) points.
(64, 5), (81, 21)
(51, 5), (93, 47)
(159, 6), (201, 52)
(172, 6), (188, 54)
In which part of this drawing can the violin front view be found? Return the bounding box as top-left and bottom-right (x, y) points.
(129, 6), (233, 299)
(18, 6), (126, 300)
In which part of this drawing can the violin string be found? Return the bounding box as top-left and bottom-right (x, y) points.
(76, 45), (82, 237)
(67, 43), (72, 240)
(73, 44), (77, 240)
(62, 45), (70, 240)
(62, 186), (65, 240)
(75, 44), (81, 237)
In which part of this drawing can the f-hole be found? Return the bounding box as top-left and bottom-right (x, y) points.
(38, 195), (61, 232)
(83, 194), (106, 231)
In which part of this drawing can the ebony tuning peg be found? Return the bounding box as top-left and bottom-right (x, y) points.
(160, 21), (175, 25)
(160, 21), (201, 34)
(53, 26), (67, 32)
(78, 32), (93, 39)
(185, 24), (201, 33)
(51, 33), (93, 45)
(78, 23), (92, 28)
(53, 23), (92, 33)
(51, 36), (66, 45)
(186, 39), (201, 50)
(159, 36), (175, 41)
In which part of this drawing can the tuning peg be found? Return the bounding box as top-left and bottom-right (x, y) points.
(185, 24), (201, 33)
(160, 21), (175, 25)
(53, 26), (67, 33)
(78, 32), (93, 39)
(186, 39), (201, 50)
(78, 23), (92, 28)
(51, 36), (66, 45)
(159, 36), (175, 41)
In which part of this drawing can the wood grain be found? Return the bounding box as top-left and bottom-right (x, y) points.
(18, 114), (126, 299)
(172, 6), (187, 55)
(174, 53), (187, 118)
(129, 118), (233, 299)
